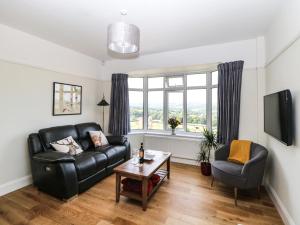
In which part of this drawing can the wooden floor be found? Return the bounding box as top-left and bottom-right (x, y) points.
(0, 163), (283, 225)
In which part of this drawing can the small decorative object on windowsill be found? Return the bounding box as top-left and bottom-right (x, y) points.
(197, 128), (219, 176)
(97, 94), (109, 132)
(168, 117), (181, 135)
(171, 128), (176, 135)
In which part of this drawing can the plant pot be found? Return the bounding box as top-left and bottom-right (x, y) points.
(171, 128), (176, 135)
(201, 162), (211, 176)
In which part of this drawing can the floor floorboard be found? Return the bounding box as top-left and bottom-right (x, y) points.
(0, 163), (283, 225)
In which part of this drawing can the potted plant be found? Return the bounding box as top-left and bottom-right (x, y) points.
(168, 117), (181, 135)
(197, 128), (218, 176)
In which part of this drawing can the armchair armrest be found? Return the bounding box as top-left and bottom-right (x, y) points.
(241, 150), (268, 176)
(214, 145), (230, 160)
(33, 151), (75, 163)
(106, 135), (127, 145)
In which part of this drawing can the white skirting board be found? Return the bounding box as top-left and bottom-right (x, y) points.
(171, 155), (199, 166)
(0, 175), (32, 196)
(265, 182), (296, 225)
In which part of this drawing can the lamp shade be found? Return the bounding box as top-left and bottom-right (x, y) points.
(97, 98), (109, 106)
(107, 22), (140, 54)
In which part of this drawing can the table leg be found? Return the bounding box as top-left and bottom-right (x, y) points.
(142, 178), (148, 211)
(116, 173), (121, 203)
(167, 156), (170, 179)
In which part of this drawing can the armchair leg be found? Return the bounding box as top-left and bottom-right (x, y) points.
(257, 185), (261, 199)
(211, 176), (214, 187)
(234, 187), (238, 206)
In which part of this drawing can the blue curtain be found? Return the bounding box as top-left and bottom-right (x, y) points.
(108, 74), (130, 135)
(217, 61), (244, 144)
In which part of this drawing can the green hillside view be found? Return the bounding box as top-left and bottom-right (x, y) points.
(130, 106), (217, 132)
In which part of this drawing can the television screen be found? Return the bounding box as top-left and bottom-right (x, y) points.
(264, 90), (293, 146)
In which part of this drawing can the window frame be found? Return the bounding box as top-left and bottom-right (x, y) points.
(128, 71), (218, 134)
(128, 77), (145, 130)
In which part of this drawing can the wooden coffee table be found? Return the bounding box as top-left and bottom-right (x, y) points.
(114, 150), (171, 211)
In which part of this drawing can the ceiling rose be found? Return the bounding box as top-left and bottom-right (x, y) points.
(107, 10), (140, 54)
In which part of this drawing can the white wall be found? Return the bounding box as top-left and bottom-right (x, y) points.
(264, 39), (300, 225)
(103, 37), (265, 164)
(0, 59), (102, 195)
(263, 2), (300, 224)
(265, 0), (300, 65)
(0, 24), (106, 80)
(105, 38), (264, 80)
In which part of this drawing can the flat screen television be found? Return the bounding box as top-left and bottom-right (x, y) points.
(264, 89), (293, 146)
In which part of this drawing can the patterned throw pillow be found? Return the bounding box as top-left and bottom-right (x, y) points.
(50, 136), (83, 156)
(89, 130), (109, 147)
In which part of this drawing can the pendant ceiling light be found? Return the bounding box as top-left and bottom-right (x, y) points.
(107, 10), (140, 54)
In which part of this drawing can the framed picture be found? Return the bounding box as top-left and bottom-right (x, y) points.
(53, 82), (82, 116)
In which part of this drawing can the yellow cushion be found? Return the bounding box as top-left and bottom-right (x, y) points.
(228, 140), (252, 164)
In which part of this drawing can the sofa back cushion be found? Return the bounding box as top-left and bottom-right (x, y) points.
(39, 125), (79, 150)
(75, 123), (102, 150)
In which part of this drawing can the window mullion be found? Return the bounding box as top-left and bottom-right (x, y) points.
(207, 72), (212, 131)
(163, 77), (167, 131)
(183, 75), (187, 132)
(144, 77), (148, 131)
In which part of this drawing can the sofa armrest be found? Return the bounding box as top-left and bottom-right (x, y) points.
(214, 145), (229, 161)
(31, 152), (78, 199)
(33, 151), (75, 163)
(106, 135), (127, 145)
(31, 159), (78, 199)
(106, 136), (131, 160)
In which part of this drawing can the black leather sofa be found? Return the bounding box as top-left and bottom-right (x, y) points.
(28, 122), (130, 200)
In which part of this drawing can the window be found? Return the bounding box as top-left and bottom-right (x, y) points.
(148, 91), (163, 130)
(187, 89), (206, 132)
(128, 71), (218, 134)
(129, 91), (143, 129)
(187, 73), (206, 87)
(212, 88), (218, 132)
(148, 77), (164, 89)
(211, 71), (218, 132)
(167, 91), (183, 129)
(166, 76), (183, 87)
(128, 77), (143, 89)
(129, 77), (144, 130)
(212, 71), (218, 85)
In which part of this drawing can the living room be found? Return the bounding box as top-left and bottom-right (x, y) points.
(0, 0), (299, 225)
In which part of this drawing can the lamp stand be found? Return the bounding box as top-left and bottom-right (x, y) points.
(102, 106), (105, 132)
(97, 94), (109, 132)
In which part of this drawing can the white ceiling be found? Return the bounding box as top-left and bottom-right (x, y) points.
(0, 0), (283, 61)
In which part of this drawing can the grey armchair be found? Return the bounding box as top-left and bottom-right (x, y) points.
(211, 142), (268, 206)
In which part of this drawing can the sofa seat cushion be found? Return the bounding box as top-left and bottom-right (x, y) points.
(73, 152), (108, 180)
(212, 160), (243, 176)
(74, 152), (97, 180)
(212, 160), (246, 188)
(96, 145), (126, 165)
(92, 152), (108, 171)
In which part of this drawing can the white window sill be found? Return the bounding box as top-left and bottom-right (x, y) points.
(128, 131), (203, 141)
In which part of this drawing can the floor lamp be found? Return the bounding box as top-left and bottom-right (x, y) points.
(97, 94), (109, 132)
